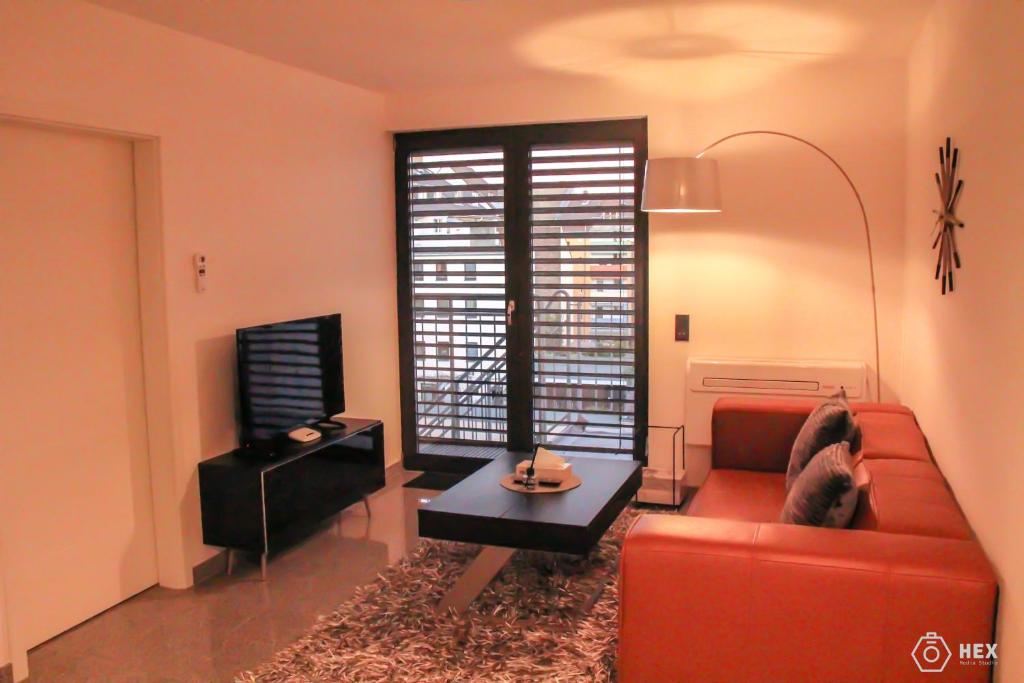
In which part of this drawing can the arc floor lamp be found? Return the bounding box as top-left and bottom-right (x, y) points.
(641, 130), (881, 401)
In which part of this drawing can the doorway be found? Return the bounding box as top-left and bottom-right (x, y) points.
(395, 119), (649, 473)
(0, 121), (159, 662)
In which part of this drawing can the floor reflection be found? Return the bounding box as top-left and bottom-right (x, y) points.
(27, 467), (434, 682)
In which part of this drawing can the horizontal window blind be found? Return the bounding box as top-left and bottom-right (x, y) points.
(530, 143), (637, 458)
(396, 119), (647, 469)
(408, 148), (508, 447)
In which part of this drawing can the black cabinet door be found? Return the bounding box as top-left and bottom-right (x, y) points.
(263, 427), (384, 552)
(198, 420), (385, 555)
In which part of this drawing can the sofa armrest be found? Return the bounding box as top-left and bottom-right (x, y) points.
(619, 514), (998, 683)
(711, 397), (817, 471)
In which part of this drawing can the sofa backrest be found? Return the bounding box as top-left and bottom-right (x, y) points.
(710, 398), (814, 472)
(710, 398), (938, 471)
(710, 398), (974, 541)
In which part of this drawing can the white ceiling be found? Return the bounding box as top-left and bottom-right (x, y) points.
(86, 0), (934, 93)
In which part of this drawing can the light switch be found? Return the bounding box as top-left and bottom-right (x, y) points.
(675, 314), (690, 342)
(193, 253), (207, 293)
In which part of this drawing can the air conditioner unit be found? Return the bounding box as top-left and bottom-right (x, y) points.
(684, 358), (866, 484)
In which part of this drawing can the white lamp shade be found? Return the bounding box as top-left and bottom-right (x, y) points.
(641, 157), (722, 213)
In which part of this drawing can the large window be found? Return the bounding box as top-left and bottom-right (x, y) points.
(395, 119), (648, 472)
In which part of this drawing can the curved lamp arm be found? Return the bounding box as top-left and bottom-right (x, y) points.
(698, 130), (881, 401)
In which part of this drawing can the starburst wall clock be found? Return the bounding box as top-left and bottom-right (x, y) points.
(933, 137), (965, 295)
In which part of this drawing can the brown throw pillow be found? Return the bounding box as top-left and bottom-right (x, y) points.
(780, 441), (858, 528)
(785, 389), (861, 491)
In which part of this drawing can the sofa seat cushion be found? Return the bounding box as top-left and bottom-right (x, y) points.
(688, 470), (787, 523)
(852, 470), (973, 540)
(857, 411), (932, 462)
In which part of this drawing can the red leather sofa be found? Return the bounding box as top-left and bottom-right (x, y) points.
(619, 398), (998, 682)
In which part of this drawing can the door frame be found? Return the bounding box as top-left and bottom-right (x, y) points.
(0, 112), (178, 681)
(394, 118), (649, 474)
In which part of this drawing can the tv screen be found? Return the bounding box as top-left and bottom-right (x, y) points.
(236, 314), (344, 444)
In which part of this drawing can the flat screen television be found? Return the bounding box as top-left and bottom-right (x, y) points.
(236, 313), (344, 446)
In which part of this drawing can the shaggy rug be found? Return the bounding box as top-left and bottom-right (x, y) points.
(237, 507), (642, 683)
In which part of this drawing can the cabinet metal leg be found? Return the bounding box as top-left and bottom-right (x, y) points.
(260, 553), (268, 581)
(226, 548), (235, 576)
(362, 495), (372, 518)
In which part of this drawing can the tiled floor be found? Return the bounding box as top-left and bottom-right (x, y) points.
(26, 467), (435, 682)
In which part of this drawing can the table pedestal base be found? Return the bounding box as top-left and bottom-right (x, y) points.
(436, 546), (516, 615)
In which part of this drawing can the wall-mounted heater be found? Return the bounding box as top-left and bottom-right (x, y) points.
(685, 358), (866, 484)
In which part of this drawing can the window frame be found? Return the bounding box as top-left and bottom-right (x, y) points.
(394, 118), (649, 473)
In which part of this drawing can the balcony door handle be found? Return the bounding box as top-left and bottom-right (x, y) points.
(506, 299), (516, 326)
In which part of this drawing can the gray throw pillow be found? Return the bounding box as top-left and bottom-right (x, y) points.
(780, 441), (858, 528)
(785, 389), (862, 490)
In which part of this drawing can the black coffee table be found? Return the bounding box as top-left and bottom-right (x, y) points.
(418, 452), (642, 613)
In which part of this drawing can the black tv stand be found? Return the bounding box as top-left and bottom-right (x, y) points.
(198, 418), (385, 580)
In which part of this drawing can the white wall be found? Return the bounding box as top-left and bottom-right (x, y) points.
(2, 0), (1017, 679)
(0, 0), (397, 638)
(902, 2), (1024, 680)
(388, 54), (909, 478)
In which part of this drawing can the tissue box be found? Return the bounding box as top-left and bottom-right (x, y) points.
(514, 460), (573, 485)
